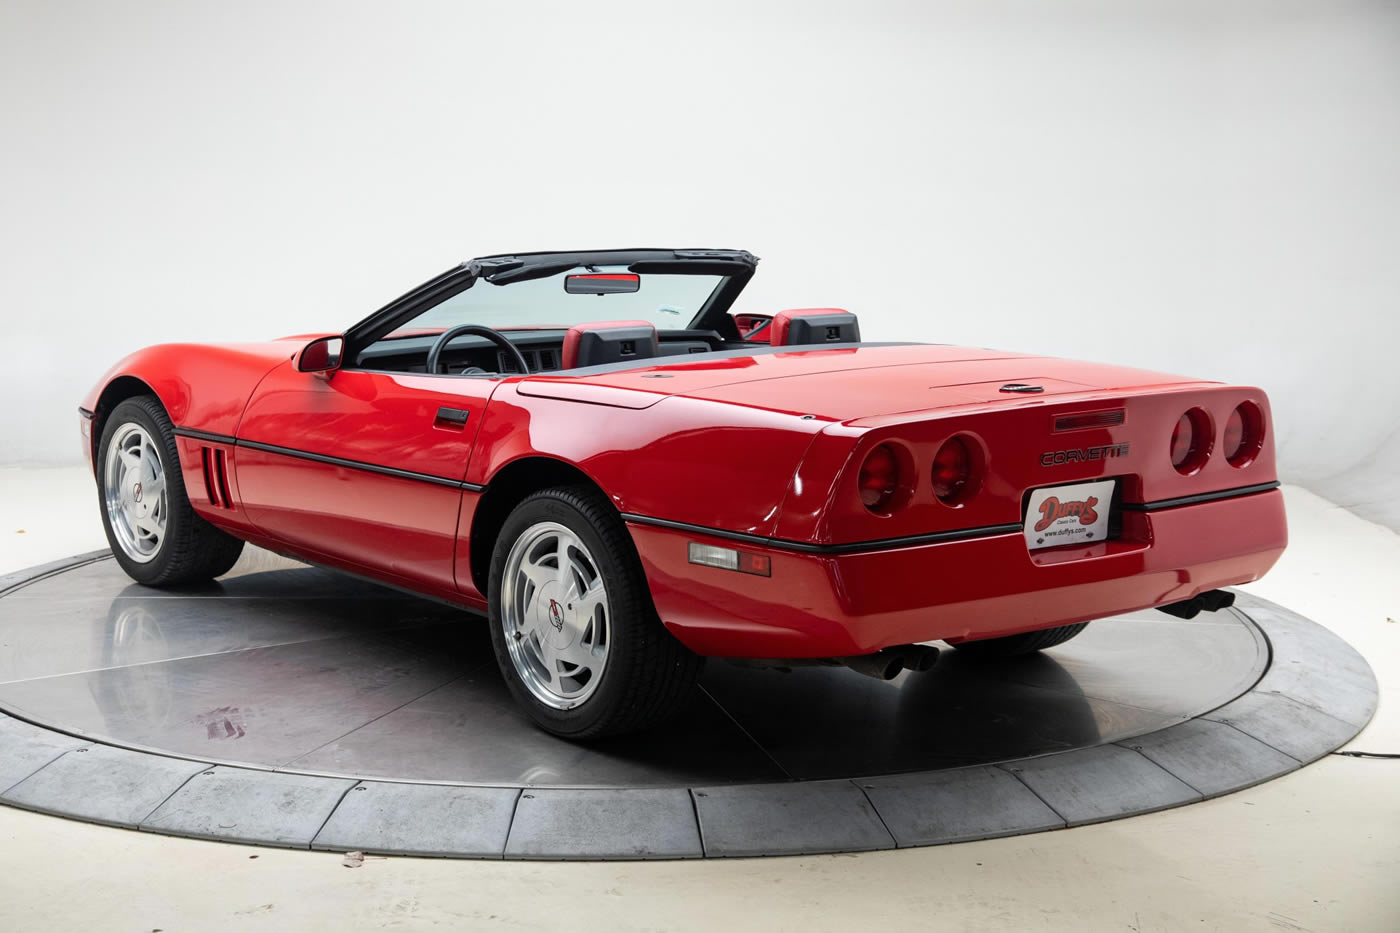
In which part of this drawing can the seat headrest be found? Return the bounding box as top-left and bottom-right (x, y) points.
(770, 308), (860, 347)
(561, 320), (660, 370)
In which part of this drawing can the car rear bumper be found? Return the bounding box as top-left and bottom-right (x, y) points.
(627, 488), (1287, 658)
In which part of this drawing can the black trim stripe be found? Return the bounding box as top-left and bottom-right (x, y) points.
(169, 424), (1279, 537)
(1122, 481), (1281, 512)
(623, 481), (1282, 554)
(620, 513), (1023, 555)
(77, 406), (94, 419)
(172, 428), (485, 492)
(174, 426), (235, 445)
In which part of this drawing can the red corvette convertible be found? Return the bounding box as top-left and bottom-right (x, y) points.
(80, 249), (1287, 737)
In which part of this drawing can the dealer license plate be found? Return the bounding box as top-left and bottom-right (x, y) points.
(1024, 479), (1117, 550)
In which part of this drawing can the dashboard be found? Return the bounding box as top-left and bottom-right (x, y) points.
(354, 329), (726, 375)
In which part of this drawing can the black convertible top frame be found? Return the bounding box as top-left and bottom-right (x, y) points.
(344, 248), (759, 364)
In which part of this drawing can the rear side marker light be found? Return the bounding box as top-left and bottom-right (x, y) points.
(1055, 410), (1125, 431)
(688, 542), (771, 577)
(1169, 408), (1212, 474)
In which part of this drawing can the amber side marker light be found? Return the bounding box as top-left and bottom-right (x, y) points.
(687, 542), (772, 577)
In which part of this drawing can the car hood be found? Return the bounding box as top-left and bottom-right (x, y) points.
(518, 344), (1212, 421)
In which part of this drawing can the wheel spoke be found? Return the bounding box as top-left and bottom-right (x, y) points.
(555, 537), (571, 585)
(521, 560), (553, 590)
(557, 639), (593, 670)
(574, 577), (606, 620)
(535, 636), (560, 679)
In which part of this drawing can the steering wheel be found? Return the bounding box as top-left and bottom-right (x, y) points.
(425, 324), (531, 376)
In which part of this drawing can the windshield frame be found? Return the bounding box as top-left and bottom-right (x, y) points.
(382, 265), (728, 338)
(342, 248), (757, 364)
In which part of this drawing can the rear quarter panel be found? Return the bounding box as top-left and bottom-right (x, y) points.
(465, 384), (828, 536)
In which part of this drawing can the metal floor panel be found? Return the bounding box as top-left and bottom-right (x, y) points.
(0, 548), (1377, 859)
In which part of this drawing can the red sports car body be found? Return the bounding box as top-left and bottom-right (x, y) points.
(80, 249), (1286, 736)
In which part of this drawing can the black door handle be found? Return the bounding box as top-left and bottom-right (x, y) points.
(434, 407), (470, 429)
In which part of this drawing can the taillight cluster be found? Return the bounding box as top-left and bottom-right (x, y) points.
(1223, 401), (1265, 467)
(858, 444), (900, 510)
(1170, 402), (1264, 474)
(932, 436), (973, 504)
(857, 435), (979, 514)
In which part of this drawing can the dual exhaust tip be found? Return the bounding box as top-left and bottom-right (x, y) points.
(839, 588), (1238, 679)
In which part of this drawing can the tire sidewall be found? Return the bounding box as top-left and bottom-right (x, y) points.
(97, 398), (190, 585)
(487, 489), (647, 737)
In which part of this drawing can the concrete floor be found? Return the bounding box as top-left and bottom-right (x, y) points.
(0, 467), (1395, 931)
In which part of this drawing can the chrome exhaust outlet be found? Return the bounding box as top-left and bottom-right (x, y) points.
(1157, 589), (1236, 620)
(838, 650), (906, 680)
(898, 644), (940, 672)
(838, 645), (940, 680)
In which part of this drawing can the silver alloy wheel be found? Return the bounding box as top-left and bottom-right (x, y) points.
(500, 521), (611, 710)
(103, 422), (168, 563)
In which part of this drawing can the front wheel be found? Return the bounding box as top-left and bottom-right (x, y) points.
(97, 395), (244, 586)
(487, 486), (702, 739)
(951, 622), (1090, 658)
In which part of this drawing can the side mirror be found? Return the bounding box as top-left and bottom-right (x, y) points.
(297, 335), (343, 373)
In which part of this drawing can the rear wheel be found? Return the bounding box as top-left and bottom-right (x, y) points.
(952, 622), (1090, 658)
(97, 396), (244, 586)
(488, 485), (702, 739)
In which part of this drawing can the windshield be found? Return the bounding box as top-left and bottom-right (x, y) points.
(390, 265), (724, 336)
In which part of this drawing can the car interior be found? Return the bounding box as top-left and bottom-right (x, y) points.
(353, 309), (861, 376)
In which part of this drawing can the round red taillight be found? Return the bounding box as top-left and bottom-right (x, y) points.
(1224, 401), (1264, 467)
(1169, 408), (1212, 474)
(858, 444), (900, 511)
(932, 436), (973, 503)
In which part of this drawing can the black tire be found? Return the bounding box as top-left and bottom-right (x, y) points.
(487, 485), (702, 739)
(952, 622), (1090, 658)
(96, 395), (245, 586)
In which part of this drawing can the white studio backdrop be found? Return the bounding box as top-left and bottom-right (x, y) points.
(2, 1), (1397, 526)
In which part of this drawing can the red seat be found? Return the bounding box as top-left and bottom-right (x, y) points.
(561, 320), (660, 370)
(770, 308), (860, 347)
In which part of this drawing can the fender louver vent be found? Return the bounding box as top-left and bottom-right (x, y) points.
(200, 446), (234, 509)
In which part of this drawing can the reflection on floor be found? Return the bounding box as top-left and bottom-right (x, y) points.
(0, 547), (1265, 786)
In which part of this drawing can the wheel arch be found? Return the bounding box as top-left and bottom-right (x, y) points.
(468, 455), (614, 595)
(89, 375), (163, 476)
